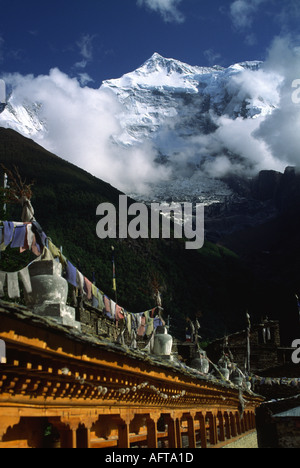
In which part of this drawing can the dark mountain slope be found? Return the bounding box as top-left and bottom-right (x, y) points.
(213, 168), (300, 344)
(0, 128), (286, 341)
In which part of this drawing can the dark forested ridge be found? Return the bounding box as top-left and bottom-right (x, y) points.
(0, 128), (299, 344)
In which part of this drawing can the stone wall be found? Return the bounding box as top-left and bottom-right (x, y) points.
(206, 321), (281, 373)
(77, 303), (120, 341)
(256, 397), (300, 448)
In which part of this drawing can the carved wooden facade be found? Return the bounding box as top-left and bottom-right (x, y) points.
(0, 301), (262, 448)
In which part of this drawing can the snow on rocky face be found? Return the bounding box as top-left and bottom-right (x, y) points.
(102, 54), (270, 148)
(0, 53), (284, 204)
(101, 53), (282, 203)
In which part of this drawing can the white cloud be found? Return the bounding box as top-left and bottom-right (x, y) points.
(170, 110), (286, 181)
(137, 0), (185, 23)
(77, 72), (94, 86)
(2, 68), (170, 194)
(206, 115), (285, 174)
(229, 0), (268, 30)
(199, 37), (300, 178)
(230, 0), (300, 41)
(228, 0), (272, 46)
(254, 37), (300, 167)
(74, 33), (96, 70)
(152, 53), (290, 180)
(274, 1), (300, 33)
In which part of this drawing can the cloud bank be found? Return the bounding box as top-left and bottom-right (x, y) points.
(2, 68), (171, 195)
(230, 0), (268, 30)
(229, 1), (300, 46)
(255, 36), (300, 167)
(150, 36), (300, 181)
(137, 0), (185, 23)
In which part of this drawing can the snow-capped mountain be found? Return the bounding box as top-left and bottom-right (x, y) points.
(0, 99), (46, 137)
(101, 53), (281, 202)
(0, 53), (283, 204)
(102, 53), (269, 148)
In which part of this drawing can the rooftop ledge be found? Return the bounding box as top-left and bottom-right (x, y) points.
(0, 301), (263, 406)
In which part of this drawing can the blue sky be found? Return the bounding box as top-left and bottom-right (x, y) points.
(0, 0), (299, 86)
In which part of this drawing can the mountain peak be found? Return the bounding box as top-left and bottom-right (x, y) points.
(149, 52), (164, 61)
(229, 60), (263, 72)
(140, 52), (203, 76)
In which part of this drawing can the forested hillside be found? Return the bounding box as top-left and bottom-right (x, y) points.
(0, 128), (289, 342)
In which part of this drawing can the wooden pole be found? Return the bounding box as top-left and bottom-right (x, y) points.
(246, 312), (251, 373)
(111, 245), (118, 304)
